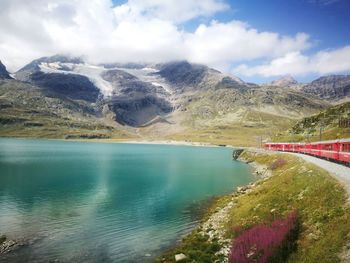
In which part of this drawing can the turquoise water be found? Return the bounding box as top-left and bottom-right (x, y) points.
(0, 139), (253, 263)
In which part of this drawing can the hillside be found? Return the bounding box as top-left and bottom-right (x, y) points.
(273, 101), (350, 142)
(0, 79), (131, 139)
(122, 62), (329, 146)
(159, 85), (327, 146)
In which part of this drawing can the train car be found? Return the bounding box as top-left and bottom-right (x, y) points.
(317, 140), (340, 161)
(264, 139), (350, 165)
(309, 142), (321, 157)
(339, 139), (350, 163)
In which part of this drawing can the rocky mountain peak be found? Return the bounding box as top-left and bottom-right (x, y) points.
(271, 75), (298, 87)
(302, 75), (350, 101)
(157, 61), (209, 88)
(0, 60), (12, 79)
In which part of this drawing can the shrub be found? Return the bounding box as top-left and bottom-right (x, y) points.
(269, 158), (287, 170)
(229, 211), (299, 263)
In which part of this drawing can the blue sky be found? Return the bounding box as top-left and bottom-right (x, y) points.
(187, 0), (350, 82)
(221, 0), (350, 50)
(1, 0), (350, 83)
(231, 0), (350, 82)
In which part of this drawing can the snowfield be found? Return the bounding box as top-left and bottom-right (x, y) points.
(39, 62), (172, 97)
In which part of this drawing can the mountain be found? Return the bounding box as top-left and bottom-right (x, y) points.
(102, 68), (172, 126)
(15, 55), (83, 81)
(15, 55), (101, 102)
(270, 75), (298, 87)
(0, 55), (334, 146)
(0, 60), (11, 79)
(157, 61), (249, 92)
(138, 62), (326, 145)
(301, 75), (350, 102)
(14, 55), (172, 127)
(0, 78), (122, 139)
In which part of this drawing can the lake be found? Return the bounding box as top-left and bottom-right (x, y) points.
(0, 139), (254, 262)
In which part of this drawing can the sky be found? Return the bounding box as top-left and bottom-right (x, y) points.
(0, 0), (349, 83)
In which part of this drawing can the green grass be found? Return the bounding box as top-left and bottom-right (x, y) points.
(157, 151), (350, 262)
(155, 231), (223, 263)
(165, 109), (295, 147)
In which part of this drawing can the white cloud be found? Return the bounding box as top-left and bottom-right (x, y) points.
(184, 21), (310, 68)
(234, 46), (350, 77)
(0, 0), (345, 78)
(308, 0), (341, 6)
(115, 0), (229, 23)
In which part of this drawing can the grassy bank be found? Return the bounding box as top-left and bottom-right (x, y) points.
(157, 150), (350, 262)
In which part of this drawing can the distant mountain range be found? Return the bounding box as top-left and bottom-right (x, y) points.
(302, 75), (350, 102)
(0, 55), (349, 145)
(269, 74), (350, 103)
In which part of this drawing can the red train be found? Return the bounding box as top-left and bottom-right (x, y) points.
(265, 139), (350, 165)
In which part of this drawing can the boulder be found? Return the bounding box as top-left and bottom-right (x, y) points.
(175, 253), (187, 261)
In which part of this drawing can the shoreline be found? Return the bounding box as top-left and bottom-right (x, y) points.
(194, 154), (272, 262)
(157, 151), (270, 262)
(0, 136), (226, 148)
(158, 149), (350, 262)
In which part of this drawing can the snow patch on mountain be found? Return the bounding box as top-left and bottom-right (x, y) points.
(115, 67), (173, 94)
(39, 62), (173, 97)
(39, 62), (114, 97)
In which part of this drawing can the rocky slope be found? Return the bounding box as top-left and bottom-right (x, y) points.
(302, 75), (350, 103)
(0, 61), (11, 79)
(0, 56), (346, 145)
(14, 56), (173, 127)
(270, 75), (298, 87)
(157, 61), (252, 92)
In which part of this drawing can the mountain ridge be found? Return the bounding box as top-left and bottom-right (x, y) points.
(301, 75), (350, 103)
(0, 55), (348, 146)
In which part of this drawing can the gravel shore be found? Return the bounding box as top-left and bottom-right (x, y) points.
(195, 154), (272, 262)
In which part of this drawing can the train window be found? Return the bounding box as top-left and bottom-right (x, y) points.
(341, 144), (350, 152)
(323, 144), (333, 151)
